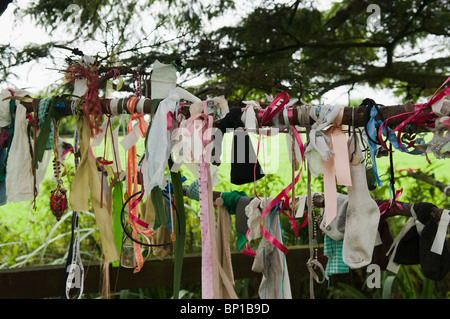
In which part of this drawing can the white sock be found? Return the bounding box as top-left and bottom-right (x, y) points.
(343, 133), (380, 269)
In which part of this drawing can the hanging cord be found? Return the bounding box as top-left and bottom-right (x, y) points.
(27, 100), (39, 210)
(133, 69), (142, 98)
(49, 100), (69, 221)
(64, 99), (84, 299)
(305, 127), (325, 299)
(165, 166), (176, 238)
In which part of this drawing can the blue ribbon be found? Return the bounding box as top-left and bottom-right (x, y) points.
(366, 107), (384, 187)
(366, 106), (427, 188)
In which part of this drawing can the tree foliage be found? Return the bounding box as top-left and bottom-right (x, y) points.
(1, 0), (449, 102)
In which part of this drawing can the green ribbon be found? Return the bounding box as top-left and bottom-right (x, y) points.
(34, 95), (76, 169)
(111, 181), (124, 267)
(151, 186), (166, 228)
(221, 190), (247, 215)
(170, 158), (186, 299)
(221, 191), (247, 252)
(236, 232), (246, 252)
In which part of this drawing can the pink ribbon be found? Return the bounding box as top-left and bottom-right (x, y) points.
(61, 147), (74, 160)
(323, 107), (352, 226)
(182, 101), (215, 298)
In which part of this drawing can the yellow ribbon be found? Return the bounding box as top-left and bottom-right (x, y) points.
(70, 106), (119, 263)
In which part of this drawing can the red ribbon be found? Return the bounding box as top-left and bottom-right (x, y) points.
(378, 76), (450, 152)
(243, 93), (305, 256)
(65, 64), (103, 137)
(167, 111), (177, 130)
(379, 188), (403, 215)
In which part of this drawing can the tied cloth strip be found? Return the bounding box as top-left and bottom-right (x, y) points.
(6, 100), (35, 202)
(64, 63), (103, 137)
(430, 209), (450, 256)
(37, 97), (54, 150)
(34, 97), (64, 169)
(69, 99), (119, 263)
(125, 96), (151, 273)
(215, 199), (239, 299)
(243, 92), (305, 257)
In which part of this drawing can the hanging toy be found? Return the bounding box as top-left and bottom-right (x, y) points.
(49, 108), (69, 221)
(50, 182), (68, 221)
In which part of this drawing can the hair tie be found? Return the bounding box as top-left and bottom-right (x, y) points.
(136, 98), (145, 114)
(120, 191), (180, 247)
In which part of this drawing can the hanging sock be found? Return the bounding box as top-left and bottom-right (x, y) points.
(420, 209), (450, 280)
(342, 131), (380, 269)
(371, 214), (394, 271)
(216, 107), (265, 185)
(233, 195), (253, 252)
(37, 97), (54, 150)
(319, 192), (348, 241)
(387, 202), (450, 280)
(386, 205), (424, 273)
(323, 235), (349, 284)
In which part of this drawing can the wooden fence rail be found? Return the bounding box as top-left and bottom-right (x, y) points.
(0, 245), (315, 299)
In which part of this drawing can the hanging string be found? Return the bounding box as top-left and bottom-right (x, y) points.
(133, 69), (142, 98)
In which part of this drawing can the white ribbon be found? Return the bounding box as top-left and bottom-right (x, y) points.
(143, 87), (201, 193)
(386, 206), (422, 274)
(431, 209), (450, 255)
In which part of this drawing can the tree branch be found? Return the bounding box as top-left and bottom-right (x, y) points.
(406, 170), (450, 197)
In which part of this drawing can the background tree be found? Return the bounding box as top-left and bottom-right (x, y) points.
(1, 0), (448, 103)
